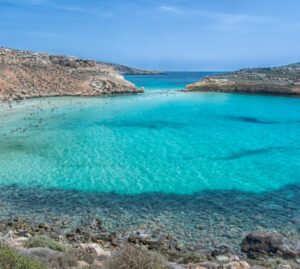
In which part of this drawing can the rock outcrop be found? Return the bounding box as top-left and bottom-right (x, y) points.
(241, 232), (300, 259)
(0, 47), (143, 101)
(186, 63), (300, 95)
(2, 221), (300, 269)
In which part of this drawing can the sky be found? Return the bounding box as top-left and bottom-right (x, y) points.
(0, 0), (300, 71)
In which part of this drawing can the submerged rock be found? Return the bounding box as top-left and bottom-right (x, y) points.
(241, 232), (300, 259)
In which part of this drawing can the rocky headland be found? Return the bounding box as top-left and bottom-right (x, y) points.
(99, 62), (167, 75)
(0, 48), (145, 101)
(187, 63), (300, 95)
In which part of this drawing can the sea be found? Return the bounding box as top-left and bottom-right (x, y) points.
(0, 72), (299, 250)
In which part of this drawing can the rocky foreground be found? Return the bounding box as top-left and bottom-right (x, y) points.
(187, 63), (300, 95)
(1, 218), (300, 269)
(0, 48), (144, 101)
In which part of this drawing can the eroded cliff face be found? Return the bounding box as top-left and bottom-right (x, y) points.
(0, 48), (143, 101)
(187, 63), (300, 95)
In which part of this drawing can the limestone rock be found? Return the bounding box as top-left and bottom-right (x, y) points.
(224, 261), (251, 269)
(251, 265), (271, 269)
(276, 265), (292, 269)
(0, 47), (143, 101)
(20, 247), (59, 263)
(241, 232), (300, 259)
(99, 62), (167, 75)
(186, 63), (300, 95)
(216, 255), (230, 263)
(80, 243), (111, 257)
(167, 262), (186, 269)
(127, 230), (181, 258)
(196, 261), (222, 269)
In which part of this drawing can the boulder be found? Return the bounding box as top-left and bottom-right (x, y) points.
(167, 262), (186, 269)
(276, 265), (292, 269)
(224, 261), (251, 269)
(197, 261), (222, 269)
(128, 230), (181, 258)
(80, 243), (111, 257)
(215, 255), (230, 263)
(241, 232), (300, 259)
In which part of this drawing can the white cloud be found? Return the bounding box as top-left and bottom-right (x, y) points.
(157, 4), (272, 30)
(158, 5), (182, 14)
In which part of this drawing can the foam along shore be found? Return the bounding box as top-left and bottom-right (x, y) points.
(186, 63), (300, 95)
(0, 47), (144, 102)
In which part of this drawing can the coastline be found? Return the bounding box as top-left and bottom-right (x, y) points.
(1, 216), (299, 269)
(0, 95), (300, 269)
(0, 48), (146, 102)
(186, 63), (300, 96)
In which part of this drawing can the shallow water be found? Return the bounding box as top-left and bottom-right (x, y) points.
(1, 92), (300, 194)
(0, 90), (300, 249)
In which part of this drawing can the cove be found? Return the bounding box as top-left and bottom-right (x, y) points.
(0, 91), (300, 195)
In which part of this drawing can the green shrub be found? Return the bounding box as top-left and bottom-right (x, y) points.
(78, 265), (102, 269)
(0, 244), (47, 269)
(47, 250), (78, 269)
(178, 251), (208, 264)
(25, 235), (65, 252)
(47, 248), (96, 269)
(105, 244), (166, 269)
(70, 248), (95, 265)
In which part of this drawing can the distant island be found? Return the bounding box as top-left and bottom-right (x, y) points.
(187, 63), (300, 95)
(0, 48), (163, 101)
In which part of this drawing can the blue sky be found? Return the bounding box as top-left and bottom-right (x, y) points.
(0, 0), (299, 71)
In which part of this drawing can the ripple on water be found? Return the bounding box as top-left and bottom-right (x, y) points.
(0, 92), (300, 249)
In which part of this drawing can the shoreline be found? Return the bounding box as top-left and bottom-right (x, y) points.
(186, 63), (300, 96)
(0, 79), (300, 268)
(0, 183), (299, 254)
(2, 87), (300, 107)
(1, 217), (299, 269)
(184, 88), (300, 98)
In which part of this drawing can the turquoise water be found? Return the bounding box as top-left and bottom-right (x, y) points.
(0, 74), (300, 248)
(1, 92), (300, 194)
(125, 71), (219, 90)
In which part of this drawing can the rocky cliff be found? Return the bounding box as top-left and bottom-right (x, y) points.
(0, 48), (143, 101)
(187, 63), (300, 95)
